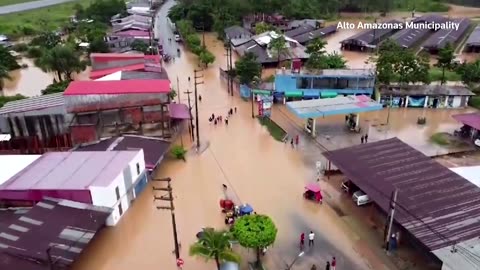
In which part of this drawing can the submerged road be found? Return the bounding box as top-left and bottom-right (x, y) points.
(0, 0), (75, 15)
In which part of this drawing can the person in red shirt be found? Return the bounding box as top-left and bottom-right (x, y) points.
(295, 135), (299, 146)
(331, 257), (336, 270)
(300, 233), (305, 249)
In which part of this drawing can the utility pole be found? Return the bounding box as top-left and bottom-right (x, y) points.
(225, 40), (232, 95)
(184, 89), (195, 141)
(228, 41), (234, 96)
(194, 69), (204, 149)
(152, 178), (181, 261)
(384, 189), (398, 250)
(386, 95), (392, 125)
(251, 93), (255, 118)
(176, 76), (181, 103)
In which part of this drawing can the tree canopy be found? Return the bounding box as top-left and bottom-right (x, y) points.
(35, 45), (87, 82)
(305, 38), (346, 70)
(0, 45), (21, 71)
(235, 52), (261, 85)
(189, 228), (241, 270)
(41, 80), (71, 95)
(458, 60), (480, 86)
(232, 214), (277, 263)
(80, 0), (127, 24)
(436, 43), (455, 85)
(130, 40), (150, 53)
(199, 51), (216, 67)
(269, 36), (287, 64)
(0, 64), (12, 91)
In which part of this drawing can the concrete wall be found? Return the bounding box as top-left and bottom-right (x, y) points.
(275, 74), (375, 95)
(71, 125), (98, 145)
(89, 150), (146, 226)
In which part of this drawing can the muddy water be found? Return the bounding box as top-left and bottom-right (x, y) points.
(72, 28), (375, 270)
(3, 58), (54, 97)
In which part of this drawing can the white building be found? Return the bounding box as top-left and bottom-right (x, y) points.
(0, 150), (148, 226)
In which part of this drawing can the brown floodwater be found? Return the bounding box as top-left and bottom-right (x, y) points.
(3, 58), (54, 97)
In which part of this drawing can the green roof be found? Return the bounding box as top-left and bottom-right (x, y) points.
(285, 91), (303, 97)
(321, 91), (338, 98)
(252, 89), (271, 95)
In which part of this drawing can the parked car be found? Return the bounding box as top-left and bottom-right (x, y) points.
(352, 190), (371, 206)
(174, 34), (181, 42)
(341, 180), (359, 194)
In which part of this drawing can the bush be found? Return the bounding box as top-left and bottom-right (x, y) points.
(12, 43), (28, 52)
(171, 145), (187, 160)
(26, 47), (43, 58)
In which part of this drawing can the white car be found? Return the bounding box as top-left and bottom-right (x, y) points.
(352, 191), (371, 206)
(174, 34), (181, 42)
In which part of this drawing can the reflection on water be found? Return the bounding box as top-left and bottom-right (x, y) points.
(3, 58), (54, 97)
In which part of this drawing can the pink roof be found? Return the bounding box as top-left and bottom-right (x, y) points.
(90, 63), (145, 79)
(0, 151), (141, 191)
(113, 30), (151, 37)
(64, 80), (171, 95)
(305, 183), (321, 192)
(452, 113), (480, 130)
(91, 53), (145, 62)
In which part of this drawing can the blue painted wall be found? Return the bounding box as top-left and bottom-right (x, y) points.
(274, 74), (375, 96)
(240, 84), (251, 98)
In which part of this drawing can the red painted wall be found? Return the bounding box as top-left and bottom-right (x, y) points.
(71, 125), (98, 145)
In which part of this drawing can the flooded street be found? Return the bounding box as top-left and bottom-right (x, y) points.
(3, 58), (54, 97)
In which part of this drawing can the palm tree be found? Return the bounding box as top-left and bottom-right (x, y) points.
(189, 228), (241, 270)
(0, 64), (11, 91)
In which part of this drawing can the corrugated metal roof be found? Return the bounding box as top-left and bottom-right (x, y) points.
(0, 197), (110, 270)
(0, 93), (64, 115)
(341, 20), (402, 46)
(466, 26), (480, 46)
(379, 84), (475, 96)
(422, 18), (471, 50)
(293, 25), (337, 44)
(0, 150), (142, 191)
(64, 80), (171, 95)
(284, 24), (316, 38)
(324, 138), (480, 251)
(452, 113), (480, 130)
(0, 155), (41, 185)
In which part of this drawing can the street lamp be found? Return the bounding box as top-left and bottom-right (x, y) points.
(285, 251), (305, 270)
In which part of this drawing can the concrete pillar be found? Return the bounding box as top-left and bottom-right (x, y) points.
(424, 96), (429, 108)
(355, 114), (360, 129)
(445, 96), (449, 107)
(312, 118), (317, 137)
(10, 117), (20, 137)
(405, 96), (409, 107)
(34, 117), (43, 141)
(50, 115), (58, 135)
(283, 96), (286, 104)
(20, 117), (28, 137)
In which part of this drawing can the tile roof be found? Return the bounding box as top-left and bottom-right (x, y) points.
(63, 80), (171, 95)
(0, 197), (110, 270)
(324, 138), (480, 251)
(0, 93), (65, 115)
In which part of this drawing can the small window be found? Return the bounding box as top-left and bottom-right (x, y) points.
(136, 163), (140, 175)
(118, 203), (123, 216)
(115, 186), (120, 200)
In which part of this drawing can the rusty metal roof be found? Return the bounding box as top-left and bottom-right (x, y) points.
(0, 197), (110, 270)
(323, 138), (480, 251)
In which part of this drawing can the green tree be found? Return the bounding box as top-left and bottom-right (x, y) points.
(199, 50), (215, 67)
(187, 4), (215, 31)
(36, 45), (86, 81)
(0, 45), (21, 71)
(30, 32), (61, 49)
(324, 52), (347, 69)
(269, 36), (287, 65)
(0, 65), (12, 91)
(89, 38), (110, 53)
(254, 22), (275, 34)
(232, 215), (277, 265)
(459, 60), (480, 86)
(235, 52), (262, 85)
(41, 80), (71, 95)
(168, 4), (189, 23)
(84, 0), (127, 24)
(437, 43), (455, 85)
(305, 38), (327, 55)
(190, 228), (241, 270)
(130, 40), (149, 53)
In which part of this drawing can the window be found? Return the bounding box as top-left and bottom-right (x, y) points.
(136, 163), (140, 175)
(118, 203), (123, 216)
(296, 77), (310, 89)
(115, 186), (120, 200)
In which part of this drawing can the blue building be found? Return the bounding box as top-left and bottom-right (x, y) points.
(274, 69), (375, 101)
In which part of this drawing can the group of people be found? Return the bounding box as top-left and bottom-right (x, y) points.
(209, 107), (237, 126)
(286, 134), (300, 147)
(300, 232), (336, 270)
(310, 257), (337, 270)
(360, 134), (369, 144)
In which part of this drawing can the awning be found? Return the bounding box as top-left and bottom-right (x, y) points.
(169, 103), (191, 119)
(252, 89), (271, 95)
(321, 91), (338, 98)
(285, 91), (303, 98)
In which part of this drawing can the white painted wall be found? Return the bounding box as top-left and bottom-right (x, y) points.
(452, 96), (462, 108)
(88, 150), (146, 226)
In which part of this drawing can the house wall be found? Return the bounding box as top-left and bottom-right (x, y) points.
(71, 125), (98, 145)
(275, 74), (375, 96)
(89, 150), (146, 226)
(0, 189), (92, 205)
(380, 95), (470, 108)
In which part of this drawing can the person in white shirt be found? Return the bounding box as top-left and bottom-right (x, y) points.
(308, 231), (315, 246)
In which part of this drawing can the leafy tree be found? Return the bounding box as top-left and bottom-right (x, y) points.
(254, 22), (275, 35)
(168, 89), (177, 100)
(189, 228), (241, 270)
(171, 145), (187, 160)
(168, 4), (189, 23)
(459, 60), (480, 86)
(84, 0), (127, 24)
(235, 52), (262, 85)
(75, 21), (108, 42)
(36, 45), (86, 81)
(437, 43), (455, 85)
(323, 52), (347, 69)
(130, 40), (149, 53)
(30, 32), (61, 49)
(0, 65), (12, 91)
(188, 4), (215, 31)
(232, 214), (277, 265)
(0, 94), (27, 108)
(41, 80), (71, 95)
(26, 47), (44, 58)
(199, 50), (215, 67)
(269, 36), (287, 65)
(0, 45), (20, 70)
(305, 38), (327, 55)
(89, 38), (110, 53)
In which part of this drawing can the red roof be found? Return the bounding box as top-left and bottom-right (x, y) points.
(90, 63), (145, 79)
(90, 53), (145, 62)
(452, 112), (480, 130)
(64, 80), (171, 95)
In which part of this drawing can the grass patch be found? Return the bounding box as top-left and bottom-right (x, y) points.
(257, 116), (286, 142)
(0, 0), (91, 38)
(393, 0), (449, 12)
(0, 0), (37, 7)
(469, 96), (480, 109)
(428, 67), (462, 82)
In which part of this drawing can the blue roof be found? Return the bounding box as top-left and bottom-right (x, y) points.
(286, 95), (382, 119)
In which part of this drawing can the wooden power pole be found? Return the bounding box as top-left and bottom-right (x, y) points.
(193, 69), (204, 150)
